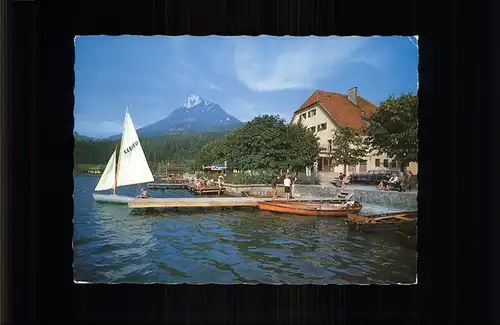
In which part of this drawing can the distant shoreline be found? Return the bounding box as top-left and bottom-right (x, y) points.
(74, 172), (101, 176)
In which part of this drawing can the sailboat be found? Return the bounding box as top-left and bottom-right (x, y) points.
(92, 107), (155, 204)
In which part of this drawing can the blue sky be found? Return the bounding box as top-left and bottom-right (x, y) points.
(74, 36), (418, 137)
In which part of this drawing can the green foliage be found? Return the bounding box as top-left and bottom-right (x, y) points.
(74, 164), (104, 172)
(73, 132), (227, 168)
(364, 93), (418, 165)
(294, 175), (321, 185)
(195, 136), (229, 166)
(205, 114), (320, 172)
(287, 122), (322, 171)
(224, 172), (276, 185)
(329, 127), (368, 171)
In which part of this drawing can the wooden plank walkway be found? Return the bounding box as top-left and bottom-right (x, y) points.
(128, 196), (348, 209)
(147, 183), (226, 195)
(186, 185), (226, 195)
(148, 182), (190, 190)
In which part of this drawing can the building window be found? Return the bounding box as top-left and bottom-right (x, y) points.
(317, 123), (327, 131)
(300, 113), (306, 120)
(328, 139), (333, 151)
(375, 159), (380, 167)
(383, 159), (389, 167)
(309, 126), (316, 133)
(308, 109), (316, 117)
(391, 160), (397, 168)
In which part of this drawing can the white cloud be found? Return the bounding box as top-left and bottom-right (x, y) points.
(232, 36), (378, 92)
(180, 59), (195, 72)
(75, 120), (123, 136)
(207, 83), (221, 91)
(226, 99), (259, 122)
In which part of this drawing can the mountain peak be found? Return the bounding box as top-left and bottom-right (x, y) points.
(115, 97), (245, 139)
(182, 94), (203, 108)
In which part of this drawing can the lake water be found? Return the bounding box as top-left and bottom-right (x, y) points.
(73, 175), (417, 284)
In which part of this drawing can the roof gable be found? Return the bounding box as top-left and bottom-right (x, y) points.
(295, 90), (377, 129)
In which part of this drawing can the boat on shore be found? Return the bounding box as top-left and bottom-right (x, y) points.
(92, 107), (155, 204)
(345, 211), (417, 233)
(257, 200), (362, 217)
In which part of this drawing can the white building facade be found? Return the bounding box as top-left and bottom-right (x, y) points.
(291, 88), (403, 181)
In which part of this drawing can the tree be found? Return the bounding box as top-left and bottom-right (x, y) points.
(287, 121), (322, 173)
(221, 114), (320, 173)
(196, 137), (229, 167)
(329, 127), (368, 174)
(73, 132), (229, 167)
(364, 93), (418, 169)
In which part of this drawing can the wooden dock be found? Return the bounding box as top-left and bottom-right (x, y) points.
(127, 196), (349, 209)
(147, 182), (225, 195)
(187, 185), (225, 195)
(148, 182), (190, 190)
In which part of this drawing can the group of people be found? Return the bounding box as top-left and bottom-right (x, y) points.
(193, 175), (225, 189)
(377, 169), (414, 191)
(270, 174), (297, 200)
(135, 174), (226, 199)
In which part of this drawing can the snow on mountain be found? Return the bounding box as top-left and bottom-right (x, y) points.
(182, 94), (203, 108)
(124, 95), (245, 138)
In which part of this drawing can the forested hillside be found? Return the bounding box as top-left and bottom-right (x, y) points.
(74, 132), (227, 166)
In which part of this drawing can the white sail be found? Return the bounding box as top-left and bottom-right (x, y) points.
(94, 149), (117, 191)
(115, 111), (154, 187)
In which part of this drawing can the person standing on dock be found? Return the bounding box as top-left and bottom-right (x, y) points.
(271, 174), (281, 200)
(283, 175), (292, 200)
(339, 173), (346, 189)
(290, 175), (298, 199)
(217, 175), (224, 189)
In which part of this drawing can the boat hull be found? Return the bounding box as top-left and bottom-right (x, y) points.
(258, 201), (362, 217)
(92, 193), (139, 204)
(345, 211), (418, 233)
(347, 211), (418, 222)
(345, 220), (417, 233)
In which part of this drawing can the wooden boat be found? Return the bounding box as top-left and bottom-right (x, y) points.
(345, 211), (417, 233)
(257, 200), (362, 217)
(92, 107), (155, 204)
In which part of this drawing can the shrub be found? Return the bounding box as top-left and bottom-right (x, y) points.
(224, 171), (275, 185)
(295, 175), (321, 185)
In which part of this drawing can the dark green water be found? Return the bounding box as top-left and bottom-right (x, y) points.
(73, 175), (417, 284)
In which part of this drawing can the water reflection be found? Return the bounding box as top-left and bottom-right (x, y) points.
(73, 175), (417, 284)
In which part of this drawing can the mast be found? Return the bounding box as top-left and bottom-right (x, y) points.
(113, 105), (128, 195)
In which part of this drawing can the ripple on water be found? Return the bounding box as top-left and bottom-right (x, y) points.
(73, 175), (417, 284)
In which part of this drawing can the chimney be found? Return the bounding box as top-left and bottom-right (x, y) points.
(347, 87), (358, 106)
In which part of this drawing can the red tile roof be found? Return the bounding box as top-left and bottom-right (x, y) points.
(295, 90), (377, 129)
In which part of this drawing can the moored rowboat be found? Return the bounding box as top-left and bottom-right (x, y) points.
(345, 211), (418, 233)
(257, 200), (362, 217)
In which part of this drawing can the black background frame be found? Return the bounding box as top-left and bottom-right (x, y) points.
(1, 0), (497, 323)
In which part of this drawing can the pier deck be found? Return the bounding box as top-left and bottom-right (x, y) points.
(128, 196), (348, 209)
(148, 182), (190, 190)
